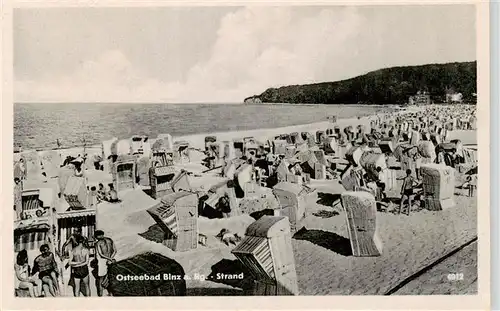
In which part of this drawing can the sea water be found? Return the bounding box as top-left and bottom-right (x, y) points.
(14, 103), (397, 150)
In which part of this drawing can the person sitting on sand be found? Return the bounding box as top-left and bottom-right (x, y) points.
(97, 183), (106, 202)
(216, 229), (241, 246)
(399, 169), (417, 215)
(436, 150), (445, 164)
(32, 244), (59, 297)
(62, 156), (76, 167)
(352, 164), (365, 189)
(216, 194), (232, 218)
(74, 167), (84, 177)
(291, 162), (303, 176)
(107, 184), (119, 203)
(15, 250), (43, 297)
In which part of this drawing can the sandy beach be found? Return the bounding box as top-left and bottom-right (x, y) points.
(13, 104), (478, 297)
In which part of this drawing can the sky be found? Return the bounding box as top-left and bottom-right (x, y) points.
(14, 5), (476, 103)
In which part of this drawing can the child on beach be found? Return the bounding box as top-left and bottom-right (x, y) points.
(468, 174), (477, 197)
(217, 229), (241, 246)
(461, 174), (477, 197)
(399, 169), (417, 215)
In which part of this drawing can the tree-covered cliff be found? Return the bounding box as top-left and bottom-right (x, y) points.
(244, 61), (476, 105)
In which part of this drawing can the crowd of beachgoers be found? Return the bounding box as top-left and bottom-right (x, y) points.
(13, 103), (478, 297)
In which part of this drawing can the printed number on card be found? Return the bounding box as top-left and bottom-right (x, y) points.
(447, 273), (464, 281)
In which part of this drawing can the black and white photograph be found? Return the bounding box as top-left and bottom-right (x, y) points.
(5, 0), (490, 308)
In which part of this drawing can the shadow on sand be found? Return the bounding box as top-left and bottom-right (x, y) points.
(316, 192), (341, 207)
(249, 209), (275, 221)
(293, 227), (353, 256)
(138, 224), (165, 244)
(312, 210), (339, 218)
(141, 188), (153, 197)
(207, 259), (255, 291)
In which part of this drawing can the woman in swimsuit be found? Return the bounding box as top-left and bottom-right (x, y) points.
(15, 250), (42, 297)
(69, 235), (90, 297)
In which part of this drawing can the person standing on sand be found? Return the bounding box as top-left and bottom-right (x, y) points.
(399, 169), (416, 215)
(467, 174), (477, 197)
(94, 230), (117, 297)
(62, 227), (88, 257)
(18, 158), (26, 180)
(93, 154), (102, 170)
(376, 166), (387, 200)
(436, 150), (445, 164)
(69, 235), (90, 297)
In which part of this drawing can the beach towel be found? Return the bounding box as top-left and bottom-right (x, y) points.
(96, 253), (108, 278)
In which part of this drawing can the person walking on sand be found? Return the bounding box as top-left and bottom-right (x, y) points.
(94, 230), (117, 297)
(399, 169), (417, 215)
(69, 235), (90, 297)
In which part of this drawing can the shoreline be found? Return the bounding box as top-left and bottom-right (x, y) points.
(12, 103), (478, 297)
(14, 106), (416, 157)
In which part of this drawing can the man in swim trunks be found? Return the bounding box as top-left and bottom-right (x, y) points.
(94, 230), (117, 297)
(399, 169), (416, 215)
(62, 227), (88, 256)
(69, 235), (90, 297)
